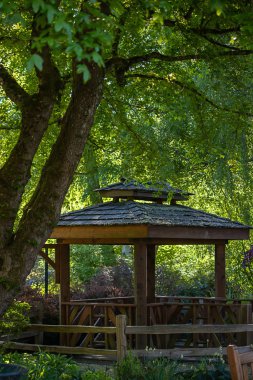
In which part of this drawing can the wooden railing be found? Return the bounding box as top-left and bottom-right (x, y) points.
(61, 301), (136, 348)
(3, 316), (253, 362)
(148, 302), (251, 348)
(60, 300), (252, 349)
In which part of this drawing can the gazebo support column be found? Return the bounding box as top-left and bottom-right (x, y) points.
(215, 243), (226, 298)
(58, 244), (70, 345)
(147, 245), (156, 303)
(134, 243), (147, 349)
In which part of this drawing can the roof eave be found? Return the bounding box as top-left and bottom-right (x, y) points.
(51, 224), (250, 243)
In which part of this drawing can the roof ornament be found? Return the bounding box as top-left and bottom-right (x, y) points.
(95, 178), (193, 204)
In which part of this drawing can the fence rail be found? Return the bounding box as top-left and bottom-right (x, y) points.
(2, 315), (253, 361)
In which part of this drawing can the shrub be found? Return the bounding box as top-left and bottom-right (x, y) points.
(144, 357), (182, 380)
(73, 260), (133, 299)
(184, 357), (231, 380)
(114, 353), (143, 380)
(0, 301), (30, 335)
(17, 286), (59, 324)
(155, 266), (214, 297)
(3, 352), (81, 380)
(81, 369), (113, 380)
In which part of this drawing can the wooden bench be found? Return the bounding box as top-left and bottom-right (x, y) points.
(227, 344), (253, 380)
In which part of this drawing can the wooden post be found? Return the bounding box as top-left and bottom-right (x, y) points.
(55, 244), (61, 284)
(238, 303), (253, 345)
(134, 243), (147, 348)
(147, 245), (156, 304)
(215, 243), (226, 298)
(59, 244), (70, 345)
(116, 315), (127, 361)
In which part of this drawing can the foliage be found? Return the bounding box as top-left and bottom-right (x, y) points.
(1, 0), (253, 314)
(0, 351), (231, 380)
(0, 301), (30, 335)
(185, 357), (231, 380)
(17, 286), (59, 324)
(81, 369), (113, 380)
(2, 351), (81, 380)
(114, 353), (231, 380)
(71, 245), (118, 286)
(114, 352), (143, 380)
(155, 264), (214, 297)
(74, 259), (133, 298)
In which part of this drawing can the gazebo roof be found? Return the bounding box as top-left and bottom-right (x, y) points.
(52, 200), (250, 244)
(58, 201), (248, 229)
(95, 179), (192, 202)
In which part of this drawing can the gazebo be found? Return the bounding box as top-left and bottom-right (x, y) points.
(47, 179), (251, 348)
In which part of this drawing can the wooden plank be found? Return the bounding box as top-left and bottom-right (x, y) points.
(28, 324), (116, 334)
(148, 226), (249, 240)
(39, 250), (56, 269)
(55, 244), (61, 284)
(0, 340), (116, 356)
(61, 302), (135, 307)
(51, 225), (149, 240)
(58, 244), (70, 345)
(215, 243), (226, 298)
(134, 243), (147, 348)
(57, 238), (229, 245)
(125, 324), (253, 335)
(116, 315), (127, 361)
(147, 245), (156, 303)
(227, 345), (244, 380)
(59, 244), (70, 326)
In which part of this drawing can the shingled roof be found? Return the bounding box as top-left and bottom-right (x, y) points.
(95, 179), (192, 202)
(58, 201), (248, 229)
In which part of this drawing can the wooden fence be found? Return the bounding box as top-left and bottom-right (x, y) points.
(2, 315), (253, 361)
(60, 301), (251, 348)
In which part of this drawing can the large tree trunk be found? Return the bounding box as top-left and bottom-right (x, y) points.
(0, 62), (104, 315)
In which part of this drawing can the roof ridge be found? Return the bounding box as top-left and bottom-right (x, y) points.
(129, 201), (151, 222)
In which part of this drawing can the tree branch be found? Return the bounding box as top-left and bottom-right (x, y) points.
(125, 73), (253, 118)
(192, 26), (241, 35)
(106, 48), (253, 72)
(0, 64), (31, 108)
(194, 32), (242, 51)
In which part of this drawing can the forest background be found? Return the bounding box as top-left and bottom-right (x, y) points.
(1, 0), (253, 314)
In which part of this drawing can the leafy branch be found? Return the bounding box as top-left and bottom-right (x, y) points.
(125, 73), (253, 118)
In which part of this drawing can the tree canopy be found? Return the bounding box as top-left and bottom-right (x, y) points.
(0, 0), (253, 313)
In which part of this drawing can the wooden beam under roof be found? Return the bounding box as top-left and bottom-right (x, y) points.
(51, 224), (249, 242)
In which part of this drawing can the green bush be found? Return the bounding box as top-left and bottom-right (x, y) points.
(187, 358), (231, 380)
(3, 352), (81, 380)
(115, 353), (143, 380)
(114, 353), (231, 380)
(81, 369), (113, 380)
(0, 301), (30, 335)
(143, 357), (182, 380)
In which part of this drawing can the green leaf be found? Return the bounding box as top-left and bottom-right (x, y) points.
(32, 0), (44, 13)
(27, 53), (43, 71)
(77, 64), (91, 82)
(46, 5), (57, 23)
(91, 51), (104, 67)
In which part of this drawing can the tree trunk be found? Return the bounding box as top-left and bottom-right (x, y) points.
(0, 62), (104, 315)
